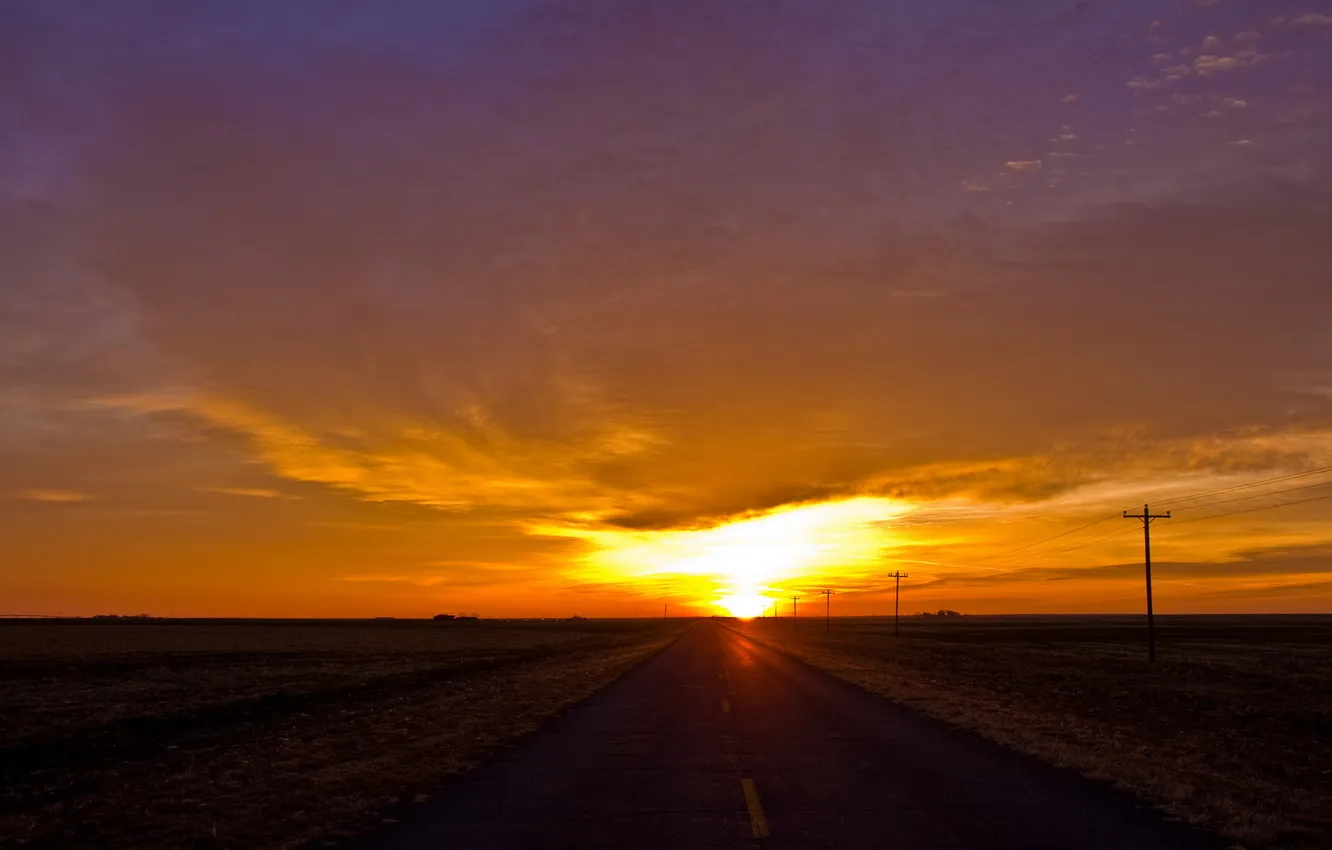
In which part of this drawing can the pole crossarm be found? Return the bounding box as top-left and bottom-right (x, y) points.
(1123, 509), (1172, 521)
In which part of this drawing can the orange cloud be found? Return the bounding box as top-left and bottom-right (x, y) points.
(95, 391), (667, 519)
(17, 489), (91, 503)
(209, 487), (290, 499)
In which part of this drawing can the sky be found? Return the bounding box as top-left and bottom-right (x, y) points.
(4, 0), (1332, 618)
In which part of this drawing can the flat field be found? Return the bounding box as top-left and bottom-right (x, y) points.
(737, 615), (1332, 850)
(0, 618), (685, 849)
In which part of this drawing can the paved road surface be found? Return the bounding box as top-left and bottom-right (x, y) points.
(356, 621), (1223, 849)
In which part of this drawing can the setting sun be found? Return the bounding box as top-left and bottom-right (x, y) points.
(532, 497), (914, 612)
(717, 593), (768, 618)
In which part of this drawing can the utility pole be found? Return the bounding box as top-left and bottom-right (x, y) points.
(790, 595), (799, 622)
(887, 572), (908, 638)
(1124, 504), (1171, 662)
(664, 603), (667, 620)
(820, 589), (834, 632)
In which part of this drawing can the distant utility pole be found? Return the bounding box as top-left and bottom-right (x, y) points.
(790, 595), (800, 621)
(820, 589), (834, 632)
(1124, 504), (1171, 662)
(888, 572), (909, 638)
(664, 603), (668, 620)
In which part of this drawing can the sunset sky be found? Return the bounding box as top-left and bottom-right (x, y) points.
(5, 0), (1332, 617)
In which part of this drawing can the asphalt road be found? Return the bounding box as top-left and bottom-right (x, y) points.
(356, 620), (1224, 849)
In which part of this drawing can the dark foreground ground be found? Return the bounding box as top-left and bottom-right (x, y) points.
(0, 618), (683, 849)
(356, 620), (1226, 850)
(2, 615), (1325, 849)
(739, 614), (1332, 850)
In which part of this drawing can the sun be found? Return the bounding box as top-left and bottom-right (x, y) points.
(533, 496), (913, 617)
(717, 593), (768, 619)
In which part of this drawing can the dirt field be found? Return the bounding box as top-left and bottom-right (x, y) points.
(737, 615), (1332, 850)
(0, 618), (686, 849)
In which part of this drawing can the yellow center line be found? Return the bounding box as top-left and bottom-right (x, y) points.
(741, 778), (770, 839)
(721, 699), (731, 713)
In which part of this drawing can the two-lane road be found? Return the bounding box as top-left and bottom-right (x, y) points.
(357, 621), (1223, 849)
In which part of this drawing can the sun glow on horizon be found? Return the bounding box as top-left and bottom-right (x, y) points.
(717, 592), (769, 618)
(534, 496), (914, 614)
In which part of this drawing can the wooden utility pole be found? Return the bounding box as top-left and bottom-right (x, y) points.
(887, 571), (908, 637)
(664, 603), (667, 620)
(1124, 504), (1171, 662)
(820, 589), (834, 632)
(790, 595), (799, 621)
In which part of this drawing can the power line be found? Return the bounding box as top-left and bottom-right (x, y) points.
(1038, 524), (1139, 557)
(978, 486), (1332, 567)
(1170, 478), (1332, 513)
(1150, 464), (1332, 509)
(940, 513), (1136, 578)
(1002, 468), (1332, 562)
(945, 481), (1330, 577)
(1172, 492), (1332, 527)
(895, 465), (1332, 606)
(972, 511), (1122, 566)
(958, 525), (1132, 571)
(977, 465), (1332, 570)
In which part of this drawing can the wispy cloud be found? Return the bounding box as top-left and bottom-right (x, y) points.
(1195, 55), (1242, 74)
(1287, 13), (1332, 28)
(16, 489), (91, 503)
(208, 487), (291, 499)
(96, 391), (667, 519)
(335, 574), (453, 587)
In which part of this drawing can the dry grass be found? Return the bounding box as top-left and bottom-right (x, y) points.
(737, 615), (1332, 850)
(0, 619), (685, 849)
